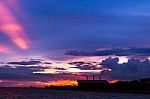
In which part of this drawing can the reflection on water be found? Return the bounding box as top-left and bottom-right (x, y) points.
(0, 88), (150, 99)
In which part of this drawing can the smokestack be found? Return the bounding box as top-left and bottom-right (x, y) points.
(99, 73), (102, 80)
(86, 75), (88, 80)
(93, 75), (95, 80)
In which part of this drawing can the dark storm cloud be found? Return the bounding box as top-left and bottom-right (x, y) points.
(54, 67), (67, 70)
(69, 61), (99, 70)
(73, 65), (98, 70)
(68, 61), (85, 66)
(7, 61), (42, 65)
(44, 62), (52, 65)
(101, 57), (150, 80)
(65, 48), (150, 56)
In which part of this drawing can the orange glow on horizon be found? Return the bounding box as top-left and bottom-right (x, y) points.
(109, 80), (118, 83)
(0, 80), (78, 87)
(0, 0), (29, 49)
(45, 80), (78, 86)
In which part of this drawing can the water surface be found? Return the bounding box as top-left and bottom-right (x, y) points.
(0, 88), (150, 99)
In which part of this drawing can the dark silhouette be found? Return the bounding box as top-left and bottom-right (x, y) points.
(45, 78), (150, 93)
(78, 80), (109, 90)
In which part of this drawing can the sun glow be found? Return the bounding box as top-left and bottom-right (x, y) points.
(109, 80), (118, 83)
(45, 80), (78, 86)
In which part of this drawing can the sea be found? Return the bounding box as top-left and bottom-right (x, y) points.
(0, 88), (150, 99)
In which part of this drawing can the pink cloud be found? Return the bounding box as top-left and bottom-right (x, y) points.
(0, 0), (29, 49)
(0, 43), (11, 53)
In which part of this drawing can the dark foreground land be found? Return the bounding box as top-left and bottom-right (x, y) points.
(0, 88), (150, 99)
(46, 78), (150, 94)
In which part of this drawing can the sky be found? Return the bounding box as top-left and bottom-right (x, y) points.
(1, 0), (150, 87)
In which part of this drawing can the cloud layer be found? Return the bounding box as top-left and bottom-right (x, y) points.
(0, 66), (49, 81)
(69, 61), (100, 70)
(101, 57), (150, 80)
(7, 60), (42, 65)
(65, 48), (150, 57)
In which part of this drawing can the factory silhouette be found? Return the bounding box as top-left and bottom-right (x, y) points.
(45, 74), (150, 92)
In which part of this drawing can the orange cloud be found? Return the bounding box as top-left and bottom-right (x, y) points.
(0, 0), (29, 49)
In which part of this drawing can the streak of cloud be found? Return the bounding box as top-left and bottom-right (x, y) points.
(0, 43), (11, 53)
(0, 0), (29, 49)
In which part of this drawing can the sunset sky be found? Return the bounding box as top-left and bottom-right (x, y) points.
(1, 0), (150, 87)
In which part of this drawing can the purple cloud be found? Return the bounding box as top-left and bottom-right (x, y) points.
(101, 57), (150, 80)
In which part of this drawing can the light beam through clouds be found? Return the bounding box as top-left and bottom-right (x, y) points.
(0, 0), (29, 50)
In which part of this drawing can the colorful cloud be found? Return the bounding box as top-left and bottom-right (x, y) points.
(0, 0), (29, 49)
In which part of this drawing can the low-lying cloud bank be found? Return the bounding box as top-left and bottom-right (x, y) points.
(7, 61), (42, 65)
(0, 66), (50, 81)
(67, 57), (150, 80)
(65, 48), (150, 57)
(101, 57), (150, 80)
(1, 57), (150, 84)
(69, 61), (100, 70)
